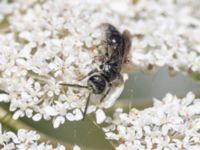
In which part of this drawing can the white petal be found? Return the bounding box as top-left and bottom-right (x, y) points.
(25, 109), (33, 118)
(66, 113), (75, 121)
(96, 109), (106, 124)
(53, 116), (65, 128)
(44, 106), (58, 116)
(0, 94), (9, 102)
(73, 145), (81, 150)
(32, 113), (42, 121)
(73, 109), (83, 121)
(13, 110), (24, 120)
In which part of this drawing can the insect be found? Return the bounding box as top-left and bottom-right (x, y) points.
(60, 23), (131, 120)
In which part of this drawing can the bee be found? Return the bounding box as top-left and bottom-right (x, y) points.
(60, 23), (131, 120)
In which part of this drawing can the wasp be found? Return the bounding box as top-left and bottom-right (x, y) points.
(60, 23), (131, 120)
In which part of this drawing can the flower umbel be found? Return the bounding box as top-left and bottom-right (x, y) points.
(0, 0), (200, 127)
(0, 123), (66, 150)
(103, 92), (200, 150)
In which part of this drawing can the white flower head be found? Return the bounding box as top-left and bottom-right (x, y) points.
(103, 92), (200, 150)
(0, 0), (200, 127)
(0, 0), (130, 126)
(0, 123), (66, 150)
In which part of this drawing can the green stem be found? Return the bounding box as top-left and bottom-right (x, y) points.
(88, 115), (116, 150)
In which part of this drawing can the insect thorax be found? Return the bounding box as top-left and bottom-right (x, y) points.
(101, 61), (120, 82)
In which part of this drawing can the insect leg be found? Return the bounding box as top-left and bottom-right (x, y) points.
(82, 92), (91, 120)
(77, 68), (98, 81)
(59, 83), (89, 89)
(99, 83), (112, 103)
(122, 30), (132, 63)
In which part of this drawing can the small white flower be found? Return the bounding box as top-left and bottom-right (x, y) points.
(73, 145), (81, 150)
(96, 109), (106, 124)
(13, 110), (25, 120)
(72, 109), (83, 121)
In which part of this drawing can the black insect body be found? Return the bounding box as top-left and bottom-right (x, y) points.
(60, 23), (131, 120)
(87, 74), (107, 94)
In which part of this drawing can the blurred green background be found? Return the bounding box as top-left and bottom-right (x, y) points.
(121, 67), (200, 102)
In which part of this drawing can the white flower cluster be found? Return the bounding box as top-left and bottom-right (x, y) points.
(0, 123), (67, 150)
(0, 0), (128, 126)
(0, 0), (40, 23)
(128, 0), (200, 74)
(0, 0), (200, 126)
(103, 92), (200, 150)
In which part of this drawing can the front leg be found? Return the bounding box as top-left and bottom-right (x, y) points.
(77, 68), (98, 81)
